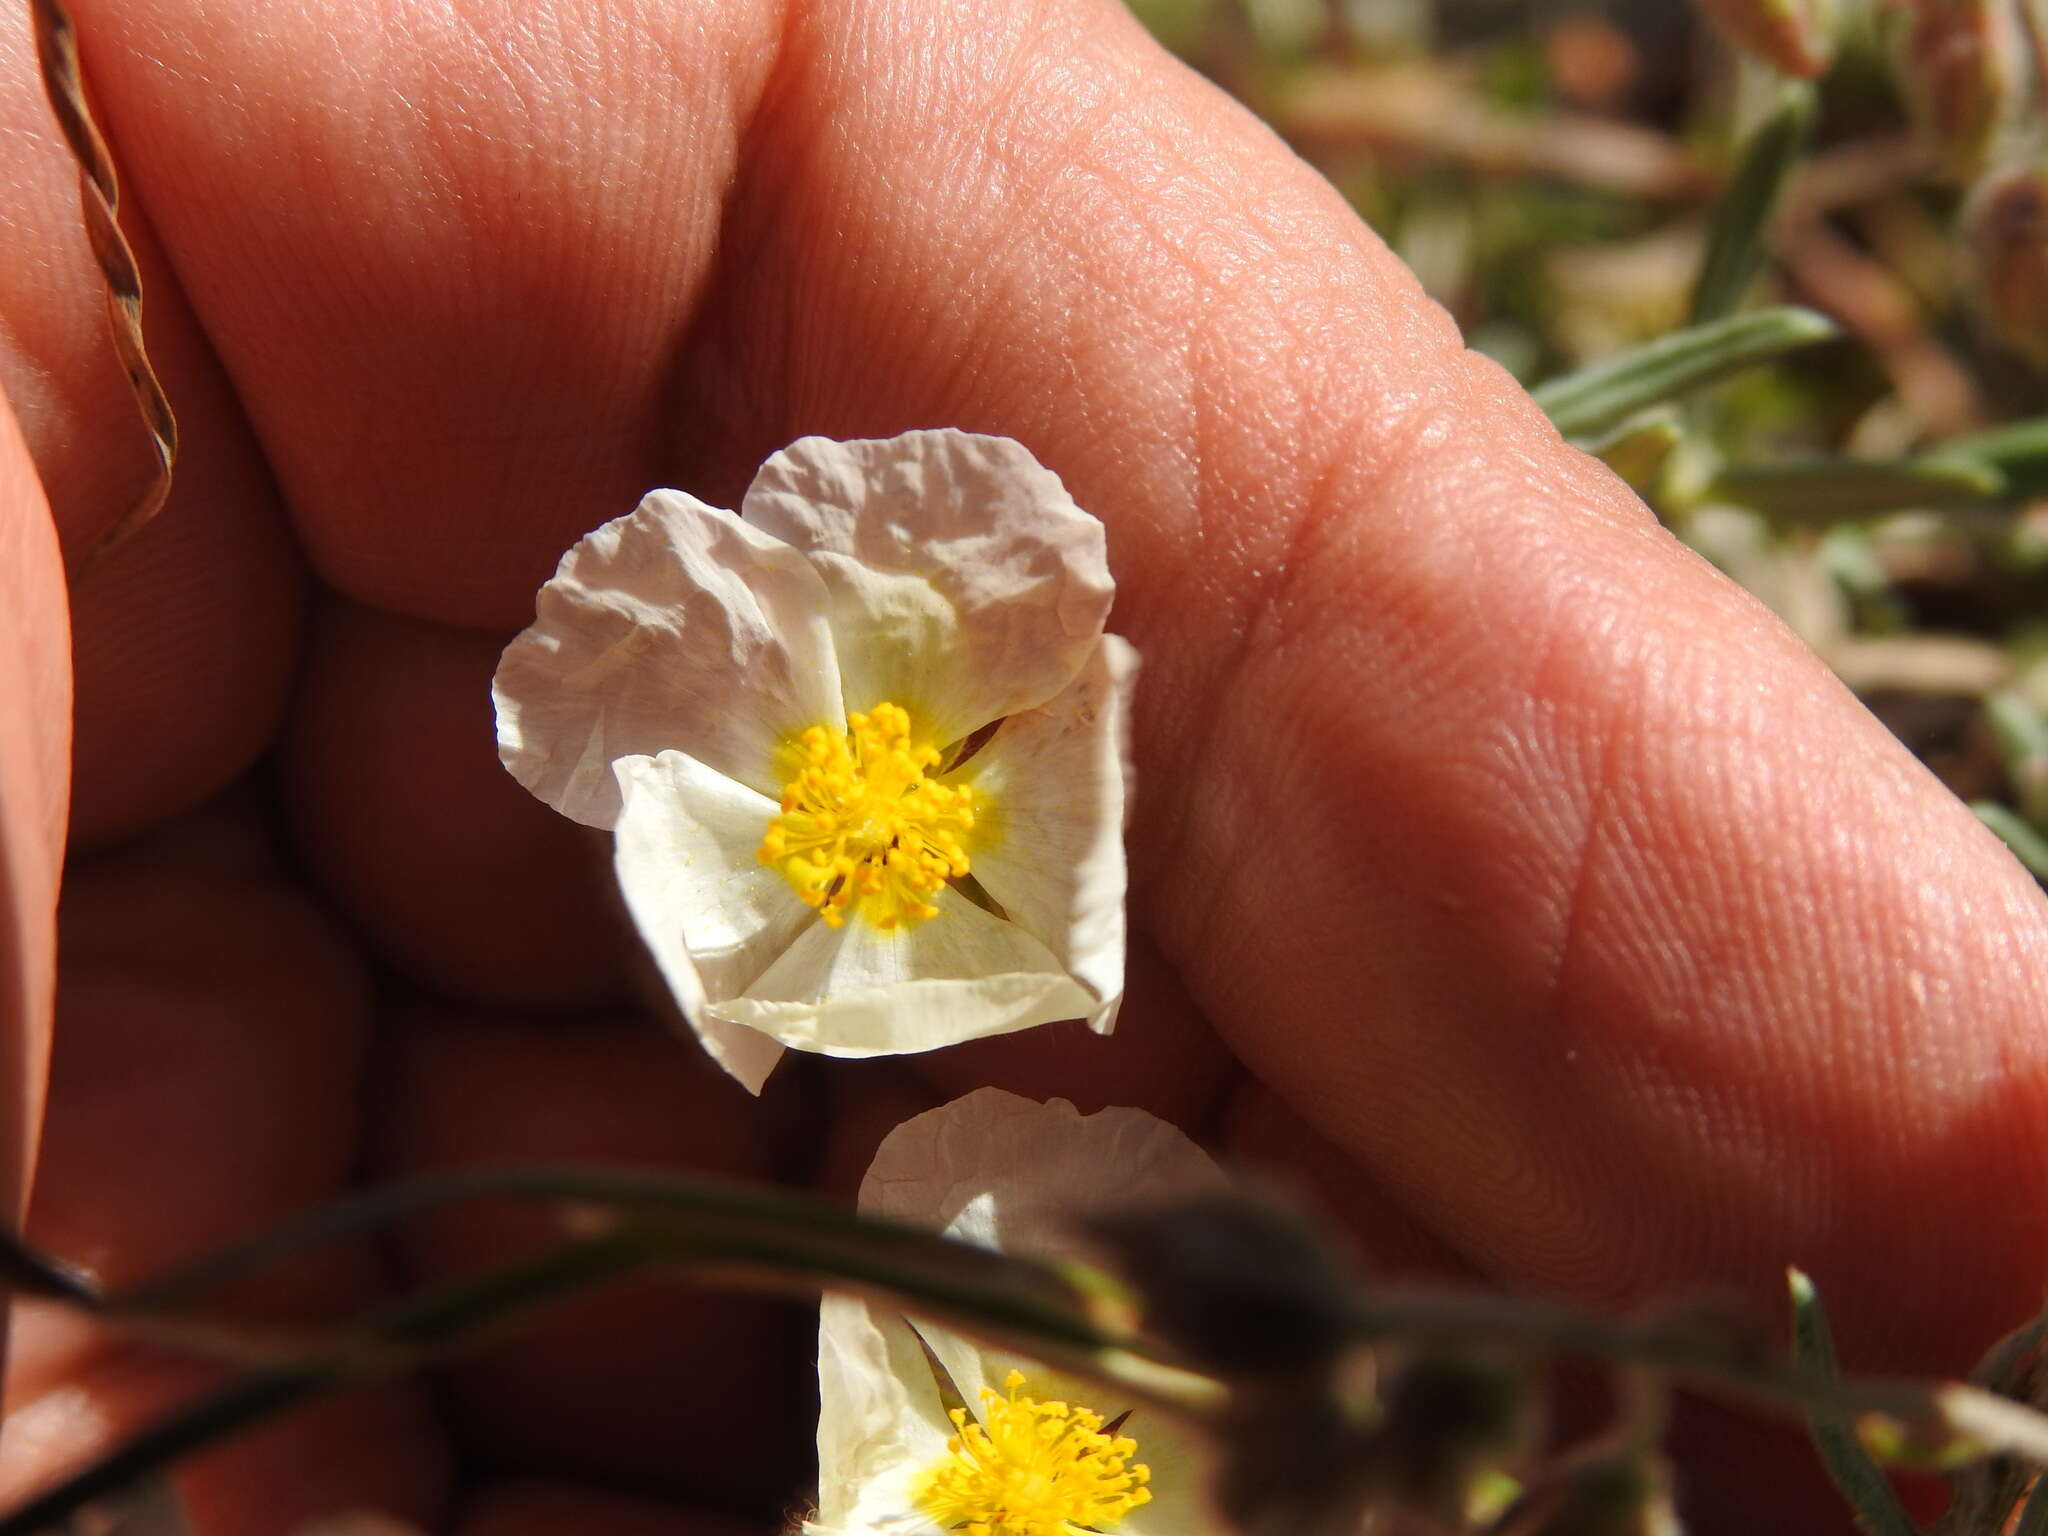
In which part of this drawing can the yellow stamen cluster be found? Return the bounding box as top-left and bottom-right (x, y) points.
(758, 702), (976, 931)
(914, 1371), (1152, 1536)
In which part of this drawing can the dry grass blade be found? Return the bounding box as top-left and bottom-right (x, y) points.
(1281, 63), (1709, 200)
(31, 0), (176, 573)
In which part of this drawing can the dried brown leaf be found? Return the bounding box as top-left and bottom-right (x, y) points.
(30, 0), (176, 575)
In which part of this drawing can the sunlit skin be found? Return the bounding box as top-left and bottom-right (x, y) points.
(2, 1), (2046, 1532)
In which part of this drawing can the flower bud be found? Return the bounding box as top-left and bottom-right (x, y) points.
(1086, 1189), (1358, 1375)
(1963, 154), (2048, 363)
(1693, 0), (1838, 76)
(1890, 0), (2027, 182)
(1494, 1452), (1683, 1536)
(1364, 1350), (1536, 1523)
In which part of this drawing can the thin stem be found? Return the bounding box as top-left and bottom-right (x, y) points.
(114, 1163), (1107, 1346)
(0, 1231), (660, 1536)
(1346, 1285), (1959, 1436)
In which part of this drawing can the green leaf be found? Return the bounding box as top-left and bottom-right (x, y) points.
(1533, 306), (1839, 439)
(1974, 801), (2048, 881)
(1789, 1268), (1921, 1536)
(1708, 453), (2007, 520)
(1986, 693), (2048, 774)
(1940, 419), (2048, 500)
(1578, 408), (1683, 491)
(1690, 81), (1818, 324)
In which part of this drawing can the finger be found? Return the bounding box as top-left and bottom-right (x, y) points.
(55, 0), (2048, 1387)
(911, 934), (1241, 1134)
(809, 1059), (939, 1205)
(680, 0), (2048, 1377)
(0, 379), (65, 1325)
(55, 0), (788, 631)
(280, 594), (636, 1010)
(455, 1480), (764, 1536)
(5, 795), (447, 1527)
(0, 2), (304, 846)
(1222, 1083), (1476, 1282)
(368, 1004), (808, 1509)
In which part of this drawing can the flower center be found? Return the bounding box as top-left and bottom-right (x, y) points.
(913, 1371), (1152, 1536)
(757, 702), (976, 931)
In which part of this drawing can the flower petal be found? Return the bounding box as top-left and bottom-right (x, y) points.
(711, 891), (1096, 1057)
(743, 431), (1114, 746)
(494, 489), (844, 826)
(957, 634), (1136, 1033)
(810, 1292), (956, 1536)
(611, 750), (816, 1092)
(859, 1088), (1226, 1254)
(852, 1090), (1227, 1519)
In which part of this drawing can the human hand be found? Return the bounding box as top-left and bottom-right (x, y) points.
(2, 1), (2044, 1531)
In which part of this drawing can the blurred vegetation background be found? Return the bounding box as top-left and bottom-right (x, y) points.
(1130, 0), (2048, 882)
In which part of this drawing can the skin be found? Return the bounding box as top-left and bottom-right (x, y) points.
(0, 0), (2044, 1529)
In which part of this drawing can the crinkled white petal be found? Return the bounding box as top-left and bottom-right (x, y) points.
(810, 1293), (956, 1536)
(494, 489), (843, 825)
(611, 750), (816, 1093)
(743, 431), (1114, 747)
(710, 889), (1097, 1057)
(958, 634), (1136, 1034)
(812, 1091), (1228, 1536)
(879, 1089), (1225, 1443)
(859, 1088), (1226, 1254)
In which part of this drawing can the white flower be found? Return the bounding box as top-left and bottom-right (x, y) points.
(812, 1089), (1226, 1536)
(493, 430), (1135, 1093)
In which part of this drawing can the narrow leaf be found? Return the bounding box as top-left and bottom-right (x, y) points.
(112, 1163), (1120, 1354)
(0, 1227), (103, 1306)
(1940, 419), (2048, 499)
(1975, 801), (2048, 880)
(1690, 81), (1818, 324)
(1709, 453), (2006, 520)
(1986, 693), (2048, 772)
(1533, 306), (1838, 438)
(1789, 1268), (1921, 1536)
(0, 1232), (662, 1536)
